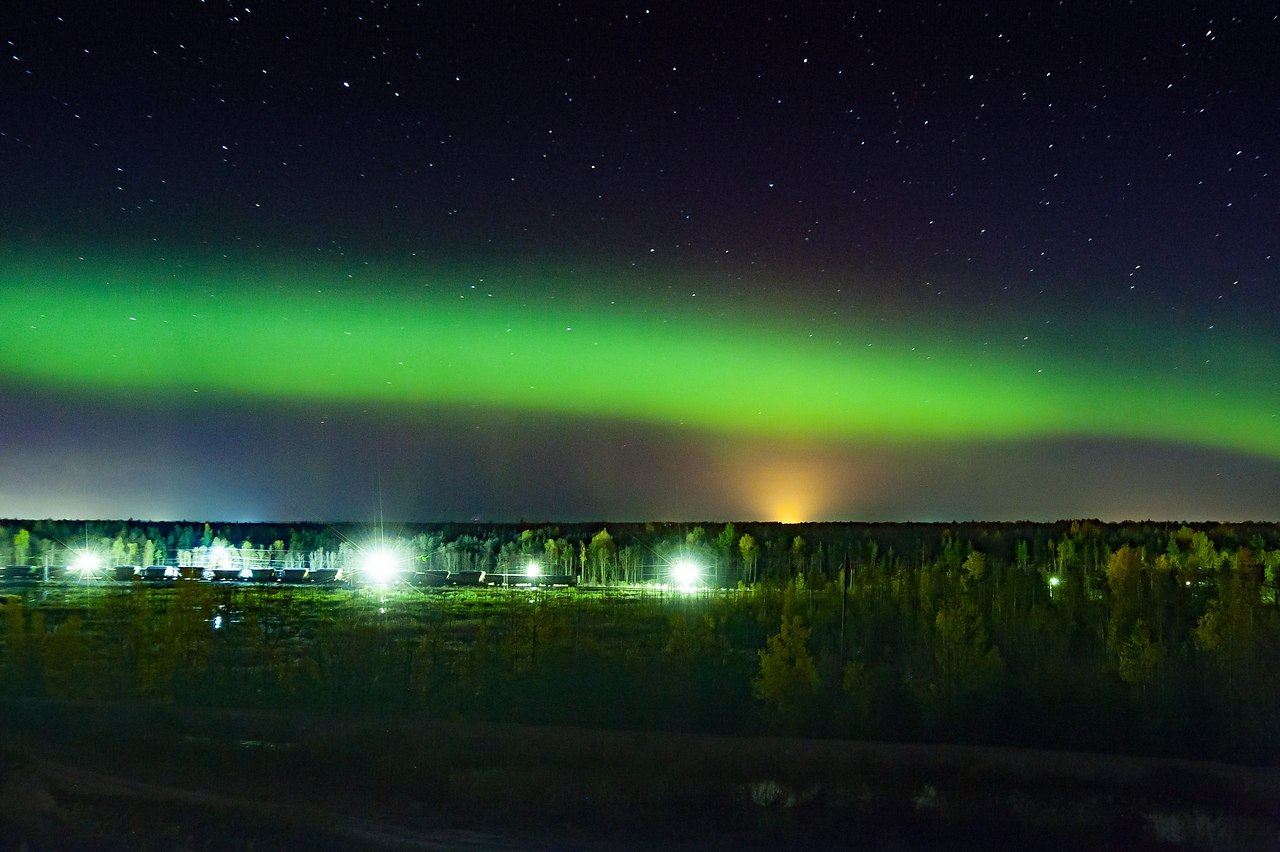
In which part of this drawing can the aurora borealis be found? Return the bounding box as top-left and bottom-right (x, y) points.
(5, 255), (1280, 456)
(2, 4), (1278, 522)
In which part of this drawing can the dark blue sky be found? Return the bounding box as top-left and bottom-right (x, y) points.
(1, 2), (1278, 522)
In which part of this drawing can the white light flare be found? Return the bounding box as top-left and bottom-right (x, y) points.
(71, 551), (101, 577)
(361, 546), (405, 586)
(671, 558), (700, 593)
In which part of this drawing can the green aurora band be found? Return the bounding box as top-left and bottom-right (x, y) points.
(3, 256), (1277, 460)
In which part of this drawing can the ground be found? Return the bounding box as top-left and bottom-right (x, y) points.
(0, 698), (1276, 851)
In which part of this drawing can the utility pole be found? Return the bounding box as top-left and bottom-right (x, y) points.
(839, 550), (850, 668)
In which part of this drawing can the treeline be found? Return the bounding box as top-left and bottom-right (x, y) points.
(750, 537), (1280, 763)
(6, 517), (1280, 587)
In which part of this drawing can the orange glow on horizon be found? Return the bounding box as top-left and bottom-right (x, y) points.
(730, 451), (849, 523)
(771, 502), (810, 524)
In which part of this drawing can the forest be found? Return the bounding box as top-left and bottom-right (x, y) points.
(2, 517), (1278, 766)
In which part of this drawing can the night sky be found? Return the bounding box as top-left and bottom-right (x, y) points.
(2, 3), (1278, 523)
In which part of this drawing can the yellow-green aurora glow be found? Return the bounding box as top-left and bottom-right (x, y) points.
(3, 255), (1277, 461)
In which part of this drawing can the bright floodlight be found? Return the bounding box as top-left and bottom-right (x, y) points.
(210, 544), (230, 569)
(672, 558), (700, 592)
(1048, 576), (1062, 587)
(361, 546), (404, 585)
(525, 561), (542, 578)
(71, 552), (101, 576)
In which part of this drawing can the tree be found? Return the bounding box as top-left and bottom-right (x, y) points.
(12, 529), (30, 567)
(618, 545), (642, 584)
(1193, 602), (1225, 653)
(715, 523), (737, 583)
(589, 529), (615, 584)
(1015, 539), (1030, 571)
(739, 534), (759, 585)
(715, 523), (736, 554)
(789, 535), (807, 575)
(932, 598), (1004, 699)
(44, 615), (94, 699)
(1, 597), (31, 689)
(1189, 529), (1217, 570)
(1106, 544), (1144, 638)
(962, 550), (986, 586)
(754, 615), (820, 733)
(1116, 619), (1160, 695)
(1263, 549), (1280, 605)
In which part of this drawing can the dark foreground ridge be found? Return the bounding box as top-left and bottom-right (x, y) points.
(1, 698), (1277, 851)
